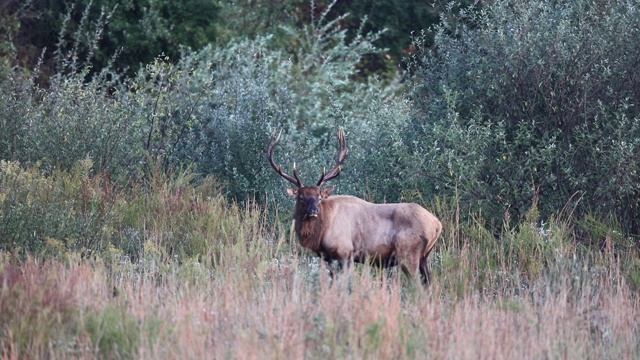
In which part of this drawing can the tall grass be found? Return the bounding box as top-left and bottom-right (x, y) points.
(1, 245), (638, 359)
(1, 163), (639, 359)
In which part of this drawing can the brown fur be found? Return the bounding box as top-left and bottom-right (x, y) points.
(296, 207), (327, 252)
(267, 129), (441, 284)
(290, 188), (442, 285)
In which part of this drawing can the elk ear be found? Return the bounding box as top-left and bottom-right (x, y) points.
(286, 188), (298, 198)
(321, 186), (334, 198)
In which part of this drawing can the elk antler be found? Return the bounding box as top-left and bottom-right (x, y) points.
(266, 130), (304, 187)
(316, 129), (348, 187)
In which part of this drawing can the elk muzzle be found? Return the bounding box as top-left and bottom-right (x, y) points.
(305, 206), (319, 219)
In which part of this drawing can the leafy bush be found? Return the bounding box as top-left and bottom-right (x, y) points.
(1, 2), (413, 207)
(2, 70), (140, 177)
(0, 6), (140, 180)
(122, 5), (412, 204)
(407, 0), (640, 232)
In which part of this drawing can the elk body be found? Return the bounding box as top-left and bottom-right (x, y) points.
(267, 130), (442, 285)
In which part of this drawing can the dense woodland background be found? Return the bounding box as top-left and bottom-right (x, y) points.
(1, 0), (639, 358)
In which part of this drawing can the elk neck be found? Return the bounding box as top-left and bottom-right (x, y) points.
(294, 208), (327, 253)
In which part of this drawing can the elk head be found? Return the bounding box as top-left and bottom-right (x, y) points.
(266, 129), (348, 220)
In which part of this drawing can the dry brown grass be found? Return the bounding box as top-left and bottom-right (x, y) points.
(1, 241), (638, 359)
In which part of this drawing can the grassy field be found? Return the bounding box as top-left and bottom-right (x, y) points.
(1, 164), (639, 359)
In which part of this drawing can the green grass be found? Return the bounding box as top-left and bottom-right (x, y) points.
(1, 163), (639, 359)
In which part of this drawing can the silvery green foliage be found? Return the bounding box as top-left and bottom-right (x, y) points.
(0, 47), (138, 179)
(408, 0), (640, 230)
(143, 15), (410, 204)
(0, 2), (412, 207)
(0, 5), (141, 179)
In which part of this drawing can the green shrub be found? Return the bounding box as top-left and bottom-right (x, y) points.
(0, 160), (118, 254)
(1, 2), (413, 207)
(0, 52), (139, 181)
(125, 5), (412, 204)
(407, 0), (640, 232)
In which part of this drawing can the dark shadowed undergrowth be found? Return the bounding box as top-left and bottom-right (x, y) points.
(1, 163), (639, 359)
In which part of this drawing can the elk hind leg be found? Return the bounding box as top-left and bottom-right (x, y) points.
(419, 256), (431, 286)
(398, 256), (421, 286)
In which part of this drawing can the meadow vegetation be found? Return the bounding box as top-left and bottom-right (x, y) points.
(1, 0), (639, 358)
(1, 165), (639, 358)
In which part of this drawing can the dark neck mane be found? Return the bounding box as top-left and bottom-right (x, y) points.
(295, 213), (326, 253)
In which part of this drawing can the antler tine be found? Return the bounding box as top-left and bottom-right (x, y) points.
(293, 162), (304, 187)
(266, 130), (304, 187)
(317, 129), (349, 187)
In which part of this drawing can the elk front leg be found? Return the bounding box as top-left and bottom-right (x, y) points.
(321, 254), (352, 279)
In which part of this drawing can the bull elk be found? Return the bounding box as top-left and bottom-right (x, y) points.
(266, 129), (442, 285)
